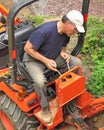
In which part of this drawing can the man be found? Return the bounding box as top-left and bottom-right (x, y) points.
(23, 10), (85, 123)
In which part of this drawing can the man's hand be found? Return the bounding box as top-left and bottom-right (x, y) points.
(60, 51), (70, 63)
(45, 59), (57, 71)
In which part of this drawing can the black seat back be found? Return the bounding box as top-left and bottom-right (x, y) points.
(15, 23), (35, 62)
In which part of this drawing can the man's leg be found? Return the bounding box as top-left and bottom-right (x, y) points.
(24, 61), (52, 123)
(55, 55), (82, 74)
(69, 55), (82, 68)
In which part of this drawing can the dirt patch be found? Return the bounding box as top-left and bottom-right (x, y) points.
(1, 0), (104, 18)
(29, 0), (104, 18)
(85, 111), (104, 129)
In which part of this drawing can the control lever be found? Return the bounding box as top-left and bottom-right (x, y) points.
(56, 62), (70, 76)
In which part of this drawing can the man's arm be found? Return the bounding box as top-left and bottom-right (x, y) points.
(24, 40), (57, 71)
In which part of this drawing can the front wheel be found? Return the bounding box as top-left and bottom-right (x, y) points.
(0, 92), (39, 130)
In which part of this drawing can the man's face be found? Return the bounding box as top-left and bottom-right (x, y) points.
(64, 21), (78, 37)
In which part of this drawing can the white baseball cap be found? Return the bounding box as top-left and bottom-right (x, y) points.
(66, 10), (85, 33)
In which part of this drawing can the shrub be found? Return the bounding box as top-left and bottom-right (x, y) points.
(82, 17), (104, 96)
(87, 61), (104, 96)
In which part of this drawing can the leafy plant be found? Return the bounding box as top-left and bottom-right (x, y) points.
(81, 17), (104, 58)
(27, 15), (45, 26)
(87, 61), (104, 96)
(82, 16), (104, 96)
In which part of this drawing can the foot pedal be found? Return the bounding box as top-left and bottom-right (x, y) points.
(34, 98), (58, 127)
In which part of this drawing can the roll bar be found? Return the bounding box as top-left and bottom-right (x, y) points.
(7, 0), (39, 83)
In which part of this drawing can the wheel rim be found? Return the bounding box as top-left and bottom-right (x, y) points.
(0, 111), (14, 130)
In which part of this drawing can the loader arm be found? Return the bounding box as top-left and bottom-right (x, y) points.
(71, 0), (90, 56)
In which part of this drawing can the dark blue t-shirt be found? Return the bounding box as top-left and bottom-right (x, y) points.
(29, 21), (70, 59)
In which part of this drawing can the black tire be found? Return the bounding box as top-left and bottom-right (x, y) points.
(0, 92), (39, 130)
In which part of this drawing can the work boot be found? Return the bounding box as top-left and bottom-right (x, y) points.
(41, 106), (52, 123)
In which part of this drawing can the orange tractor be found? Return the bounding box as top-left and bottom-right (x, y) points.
(0, 0), (104, 130)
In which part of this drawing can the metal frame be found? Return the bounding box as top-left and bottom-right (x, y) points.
(7, 0), (38, 82)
